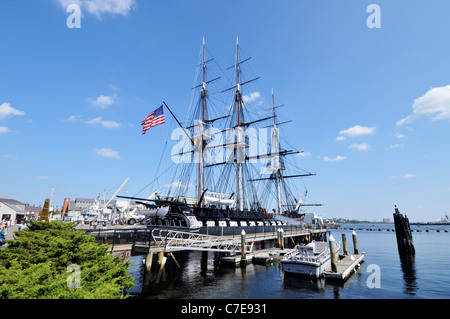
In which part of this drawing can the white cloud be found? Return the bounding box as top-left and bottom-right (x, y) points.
(396, 116), (412, 126)
(38, 176), (49, 180)
(165, 182), (194, 189)
(337, 125), (376, 140)
(87, 117), (121, 128)
(0, 126), (10, 134)
(323, 155), (347, 162)
(3, 153), (19, 160)
(389, 143), (404, 149)
(400, 174), (417, 179)
(93, 148), (120, 159)
(349, 143), (370, 151)
(0, 103), (25, 120)
(85, 0), (135, 18)
(296, 151), (311, 157)
(55, 0), (136, 19)
(243, 92), (261, 103)
(88, 94), (117, 108)
(66, 115), (81, 122)
(397, 85), (450, 126)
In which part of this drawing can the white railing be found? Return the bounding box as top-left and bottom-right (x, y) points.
(151, 229), (252, 253)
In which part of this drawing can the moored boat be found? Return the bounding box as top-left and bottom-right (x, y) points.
(281, 241), (340, 278)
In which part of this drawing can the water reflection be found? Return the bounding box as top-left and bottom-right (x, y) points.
(399, 254), (418, 296)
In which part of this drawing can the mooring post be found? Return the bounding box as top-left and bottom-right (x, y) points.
(352, 231), (359, 254)
(329, 234), (338, 272)
(342, 233), (348, 255)
(276, 228), (280, 247)
(280, 228), (284, 250)
(240, 230), (247, 267)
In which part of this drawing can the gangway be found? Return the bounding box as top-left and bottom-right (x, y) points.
(151, 228), (251, 253)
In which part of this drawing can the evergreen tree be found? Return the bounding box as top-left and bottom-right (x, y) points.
(0, 221), (134, 299)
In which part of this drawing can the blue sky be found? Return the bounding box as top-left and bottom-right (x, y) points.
(1, 0), (450, 222)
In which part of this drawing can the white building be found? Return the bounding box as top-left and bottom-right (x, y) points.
(0, 198), (26, 223)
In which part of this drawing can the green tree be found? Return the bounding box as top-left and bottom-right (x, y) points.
(0, 221), (134, 299)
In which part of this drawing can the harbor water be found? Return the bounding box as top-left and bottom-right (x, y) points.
(129, 223), (450, 299)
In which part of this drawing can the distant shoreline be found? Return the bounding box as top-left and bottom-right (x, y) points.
(338, 221), (450, 225)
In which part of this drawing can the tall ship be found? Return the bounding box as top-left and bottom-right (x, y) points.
(119, 38), (322, 232)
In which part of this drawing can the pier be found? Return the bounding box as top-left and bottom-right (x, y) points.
(81, 225), (326, 287)
(324, 253), (365, 281)
(321, 231), (365, 281)
(83, 225), (327, 257)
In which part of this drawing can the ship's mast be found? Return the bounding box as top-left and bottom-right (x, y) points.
(271, 90), (282, 214)
(235, 37), (244, 211)
(197, 37), (207, 204)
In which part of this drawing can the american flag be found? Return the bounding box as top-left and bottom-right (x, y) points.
(141, 105), (165, 135)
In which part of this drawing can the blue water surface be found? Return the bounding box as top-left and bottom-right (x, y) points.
(130, 224), (450, 299)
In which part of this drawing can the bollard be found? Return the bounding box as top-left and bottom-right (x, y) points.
(240, 230), (247, 266)
(342, 233), (348, 255)
(276, 228), (280, 248)
(352, 231), (359, 254)
(280, 228), (284, 250)
(329, 234), (338, 272)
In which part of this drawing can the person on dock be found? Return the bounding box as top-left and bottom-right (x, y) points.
(18, 220), (28, 231)
(0, 226), (7, 249)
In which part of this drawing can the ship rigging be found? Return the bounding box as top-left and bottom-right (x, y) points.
(118, 38), (322, 230)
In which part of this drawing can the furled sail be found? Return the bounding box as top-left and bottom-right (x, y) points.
(204, 192), (235, 206)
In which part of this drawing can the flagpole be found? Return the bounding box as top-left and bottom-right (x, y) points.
(163, 101), (193, 145)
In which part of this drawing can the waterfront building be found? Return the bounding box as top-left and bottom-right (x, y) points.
(0, 198), (26, 223)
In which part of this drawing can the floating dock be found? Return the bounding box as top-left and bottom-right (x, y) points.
(220, 253), (255, 266)
(220, 248), (288, 266)
(324, 253), (365, 281)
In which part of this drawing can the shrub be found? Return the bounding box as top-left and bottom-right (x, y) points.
(0, 221), (134, 299)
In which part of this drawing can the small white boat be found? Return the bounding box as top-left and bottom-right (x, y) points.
(281, 241), (340, 278)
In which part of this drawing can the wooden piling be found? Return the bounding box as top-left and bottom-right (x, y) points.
(329, 234), (338, 273)
(342, 233), (348, 255)
(393, 205), (415, 258)
(158, 251), (164, 264)
(279, 228), (284, 250)
(143, 253), (154, 286)
(276, 228), (280, 247)
(352, 231), (359, 254)
(156, 255), (167, 284)
(240, 230), (247, 266)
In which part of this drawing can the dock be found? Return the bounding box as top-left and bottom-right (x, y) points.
(85, 226), (327, 256)
(324, 253), (365, 281)
(220, 253), (255, 266)
(220, 247), (288, 266)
